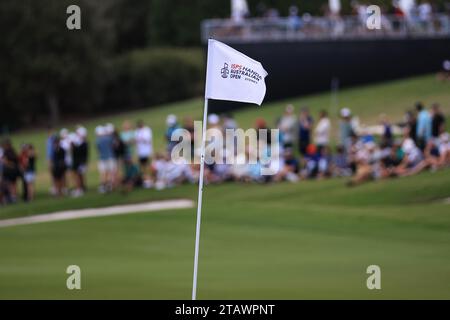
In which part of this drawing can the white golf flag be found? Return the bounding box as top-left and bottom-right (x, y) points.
(205, 39), (268, 105)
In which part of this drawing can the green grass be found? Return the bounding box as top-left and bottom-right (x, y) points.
(0, 74), (450, 299)
(0, 171), (449, 299)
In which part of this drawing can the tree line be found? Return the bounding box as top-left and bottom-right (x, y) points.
(1, 0), (447, 131)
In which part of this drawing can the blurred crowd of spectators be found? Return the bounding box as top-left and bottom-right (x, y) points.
(1, 100), (448, 205)
(212, 0), (450, 40)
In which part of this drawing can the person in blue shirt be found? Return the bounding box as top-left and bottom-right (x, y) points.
(96, 125), (115, 193)
(165, 114), (180, 153)
(415, 102), (432, 150)
(46, 127), (57, 194)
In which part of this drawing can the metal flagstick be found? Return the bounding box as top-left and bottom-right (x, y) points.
(192, 97), (209, 300)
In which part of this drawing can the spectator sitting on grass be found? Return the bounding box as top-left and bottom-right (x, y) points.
(274, 148), (299, 182)
(301, 144), (320, 179)
(317, 146), (332, 180)
(395, 127), (429, 177)
(121, 158), (142, 194)
(332, 145), (352, 177)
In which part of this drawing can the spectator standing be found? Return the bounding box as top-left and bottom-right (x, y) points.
(112, 128), (126, 185)
(120, 120), (135, 161)
(0, 144), (4, 204)
(380, 114), (393, 146)
(418, 0), (432, 26)
(339, 108), (353, 151)
(96, 125), (115, 193)
(1, 140), (21, 203)
(404, 110), (417, 143)
(71, 126), (89, 197)
(314, 110), (331, 151)
(20, 144), (36, 201)
(135, 120), (153, 188)
(287, 6), (301, 31)
(165, 114), (180, 153)
(51, 137), (67, 196)
(298, 107), (314, 155)
(59, 129), (73, 175)
(279, 105), (297, 148)
(183, 116), (196, 161)
(431, 103), (445, 138)
(415, 102), (432, 150)
(46, 127), (57, 195)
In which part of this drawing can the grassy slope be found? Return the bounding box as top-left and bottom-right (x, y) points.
(2, 74), (449, 219)
(0, 74), (449, 299)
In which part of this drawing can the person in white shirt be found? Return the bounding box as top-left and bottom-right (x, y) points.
(314, 110), (331, 151)
(59, 128), (73, 169)
(135, 120), (153, 186)
(279, 104), (297, 148)
(418, 0), (432, 23)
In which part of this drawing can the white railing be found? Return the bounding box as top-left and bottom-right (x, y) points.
(201, 14), (450, 43)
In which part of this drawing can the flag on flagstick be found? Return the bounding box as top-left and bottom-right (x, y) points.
(192, 39), (268, 300)
(205, 39), (268, 105)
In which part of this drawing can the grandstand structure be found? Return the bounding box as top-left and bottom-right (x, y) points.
(202, 14), (450, 43)
(201, 14), (450, 113)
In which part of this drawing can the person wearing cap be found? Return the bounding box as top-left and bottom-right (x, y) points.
(207, 113), (220, 128)
(165, 114), (180, 153)
(71, 126), (89, 197)
(339, 108), (353, 150)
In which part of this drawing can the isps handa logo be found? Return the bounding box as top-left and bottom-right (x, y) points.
(221, 63), (229, 78)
